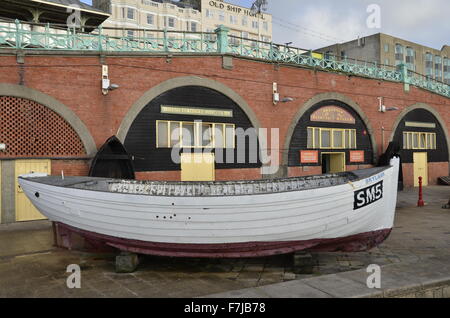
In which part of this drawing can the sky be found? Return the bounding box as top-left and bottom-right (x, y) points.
(81, 0), (449, 50)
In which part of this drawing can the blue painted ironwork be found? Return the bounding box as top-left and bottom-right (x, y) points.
(0, 21), (448, 99)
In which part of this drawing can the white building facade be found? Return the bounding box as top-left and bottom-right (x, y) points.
(93, 0), (272, 42)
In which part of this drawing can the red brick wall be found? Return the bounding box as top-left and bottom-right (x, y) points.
(51, 160), (90, 177)
(288, 166), (323, 178)
(136, 171), (181, 181)
(1, 54), (448, 185)
(346, 165), (375, 171)
(402, 162), (449, 187)
(215, 168), (261, 181)
(136, 168), (261, 181)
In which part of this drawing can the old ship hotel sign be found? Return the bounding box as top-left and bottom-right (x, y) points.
(208, 0), (268, 18)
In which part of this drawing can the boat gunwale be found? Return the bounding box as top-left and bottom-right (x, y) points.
(18, 164), (393, 198)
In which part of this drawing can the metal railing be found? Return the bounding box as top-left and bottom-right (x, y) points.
(0, 20), (449, 99)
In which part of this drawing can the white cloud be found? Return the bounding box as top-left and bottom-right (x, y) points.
(268, 0), (449, 49)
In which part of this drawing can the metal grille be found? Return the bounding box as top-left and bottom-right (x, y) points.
(0, 96), (86, 157)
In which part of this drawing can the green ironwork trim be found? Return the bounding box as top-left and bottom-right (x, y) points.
(0, 21), (449, 99)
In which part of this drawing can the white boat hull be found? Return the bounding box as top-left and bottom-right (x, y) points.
(18, 159), (400, 258)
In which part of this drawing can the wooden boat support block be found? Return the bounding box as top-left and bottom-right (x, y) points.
(293, 252), (315, 274)
(443, 199), (450, 209)
(115, 252), (140, 273)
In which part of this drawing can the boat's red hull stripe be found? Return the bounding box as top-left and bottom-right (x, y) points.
(54, 222), (392, 258)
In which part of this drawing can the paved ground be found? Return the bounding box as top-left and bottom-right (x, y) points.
(0, 186), (449, 298)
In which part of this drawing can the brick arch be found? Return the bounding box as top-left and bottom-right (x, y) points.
(389, 103), (450, 165)
(0, 96), (85, 157)
(117, 76), (269, 173)
(0, 84), (97, 156)
(282, 92), (378, 173)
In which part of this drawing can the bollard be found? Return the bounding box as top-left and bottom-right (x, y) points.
(417, 176), (425, 207)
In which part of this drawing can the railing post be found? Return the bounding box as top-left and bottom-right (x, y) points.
(269, 42), (274, 61)
(14, 19), (21, 49)
(399, 63), (410, 92)
(45, 23), (50, 49)
(214, 25), (229, 54)
(67, 27), (72, 50)
(163, 28), (168, 52)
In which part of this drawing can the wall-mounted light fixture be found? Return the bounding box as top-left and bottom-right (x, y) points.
(273, 82), (279, 105)
(0, 143), (6, 151)
(273, 82), (295, 105)
(102, 65), (120, 95)
(378, 97), (399, 113)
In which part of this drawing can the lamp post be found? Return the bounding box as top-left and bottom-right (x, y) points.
(250, 0), (268, 44)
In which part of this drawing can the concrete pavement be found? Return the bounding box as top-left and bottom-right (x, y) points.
(0, 186), (449, 298)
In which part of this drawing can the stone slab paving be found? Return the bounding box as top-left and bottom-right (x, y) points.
(206, 255), (450, 298)
(0, 186), (449, 298)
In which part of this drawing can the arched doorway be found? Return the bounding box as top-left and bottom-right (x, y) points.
(0, 95), (90, 222)
(287, 99), (374, 177)
(391, 107), (449, 186)
(122, 85), (262, 181)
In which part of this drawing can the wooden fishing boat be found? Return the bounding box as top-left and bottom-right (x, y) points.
(18, 158), (400, 258)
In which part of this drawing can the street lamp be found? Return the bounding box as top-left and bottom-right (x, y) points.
(250, 0), (268, 43)
(250, 0), (268, 14)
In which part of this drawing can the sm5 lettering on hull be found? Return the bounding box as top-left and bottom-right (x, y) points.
(354, 181), (383, 210)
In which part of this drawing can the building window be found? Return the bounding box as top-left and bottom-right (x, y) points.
(444, 57), (450, 85)
(307, 127), (357, 149)
(435, 55), (443, 81)
(126, 30), (134, 38)
(403, 132), (436, 150)
(384, 43), (389, 53)
(324, 51), (332, 60)
(127, 8), (135, 20)
(405, 47), (415, 71)
(191, 22), (197, 32)
(425, 52), (433, 77)
(242, 16), (248, 26)
(263, 21), (268, 31)
(156, 121), (235, 149)
(165, 17), (175, 28)
(252, 21), (259, 29)
(230, 15), (237, 24)
(205, 29), (217, 42)
(147, 14), (154, 25)
(218, 11), (225, 22)
(395, 44), (404, 65)
(206, 9), (214, 18)
(229, 36), (240, 46)
(384, 58), (390, 66)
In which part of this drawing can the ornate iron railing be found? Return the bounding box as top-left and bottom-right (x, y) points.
(0, 20), (449, 99)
